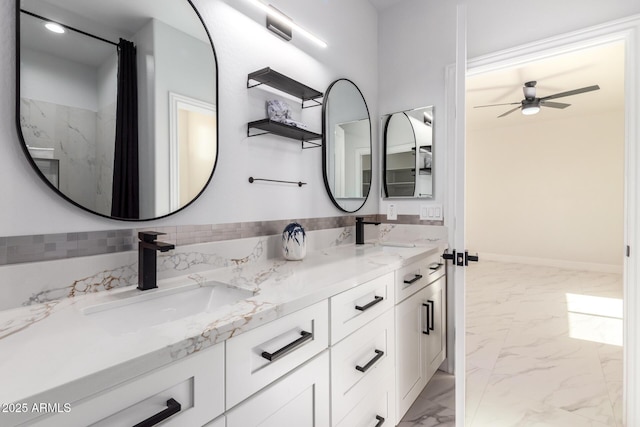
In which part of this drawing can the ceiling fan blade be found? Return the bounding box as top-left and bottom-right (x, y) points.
(540, 101), (571, 109)
(498, 106), (521, 118)
(474, 102), (520, 109)
(540, 85), (600, 101)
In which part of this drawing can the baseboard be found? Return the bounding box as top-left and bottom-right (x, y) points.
(479, 252), (623, 274)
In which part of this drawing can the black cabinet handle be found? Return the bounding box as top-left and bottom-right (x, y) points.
(429, 263), (443, 271)
(132, 398), (181, 427)
(355, 295), (384, 311)
(261, 330), (313, 361)
(355, 349), (384, 373)
(422, 303), (430, 335)
(375, 415), (385, 427)
(427, 300), (435, 331)
(404, 274), (423, 285)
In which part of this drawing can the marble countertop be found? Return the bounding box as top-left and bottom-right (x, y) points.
(0, 242), (441, 408)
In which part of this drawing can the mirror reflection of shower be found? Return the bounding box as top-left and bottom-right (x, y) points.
(18, 0), (218, 220)
(383, 106), (434, 199)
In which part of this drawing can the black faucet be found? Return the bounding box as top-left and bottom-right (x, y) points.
(138, 231), (175, 291)
(355, 217), (381, 245)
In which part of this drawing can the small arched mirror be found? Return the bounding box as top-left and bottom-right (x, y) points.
(383, 106), (434, 198)
(17, 0), (218, 220)
(322, 79), (372, 212)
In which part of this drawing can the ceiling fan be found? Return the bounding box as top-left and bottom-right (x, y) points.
(475, 81), (600, 118)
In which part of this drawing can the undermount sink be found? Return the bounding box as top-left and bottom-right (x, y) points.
(82, 282), (254, 333)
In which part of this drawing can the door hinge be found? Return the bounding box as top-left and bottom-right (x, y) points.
(627, 245), (631, 257)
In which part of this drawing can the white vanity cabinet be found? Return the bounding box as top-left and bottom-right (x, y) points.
(329, 273), (396, 427)
(395, 254), (446, 421)
(24, 342), (225, 427)
(225, 299), (329, 409)
(226, 351), (330, 427)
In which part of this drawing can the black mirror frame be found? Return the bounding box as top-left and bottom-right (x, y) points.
(15, 0), (219, 221)
(382, 112), (417, 198)
(321, 78), (372, 213)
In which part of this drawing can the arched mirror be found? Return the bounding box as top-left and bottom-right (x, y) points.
(322, 79), (372, 213)
(383, 106), (434, 198)
(17, 0), (218, 220)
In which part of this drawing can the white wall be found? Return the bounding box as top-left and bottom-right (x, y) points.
(377, 0), (640, 219)
(153, 18), (216, 217)
(378, 0), (457, 215)
(0, 0), (378, 236)
(466, 110), (625, 268)
(464, 0), (640, 58)
(20, 48), (98, 112)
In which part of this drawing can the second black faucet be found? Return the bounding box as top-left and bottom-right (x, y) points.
(355, 217), (381, 245)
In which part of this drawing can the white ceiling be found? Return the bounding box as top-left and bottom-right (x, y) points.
(20, 0), (209, 68)
(467, 42), (625, 130)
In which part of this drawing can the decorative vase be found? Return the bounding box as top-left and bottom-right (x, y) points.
(282, 222), (306, 261)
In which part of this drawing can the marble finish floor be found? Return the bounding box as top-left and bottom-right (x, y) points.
(397, 370), (456, 427)
(466, 261), (623, 427)
(397, 261), (623, 427)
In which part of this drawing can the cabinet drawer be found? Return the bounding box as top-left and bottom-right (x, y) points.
(226, 351), (330, 427)
(331, 309), (395, 426)
(204, 415), (225, 427)
(226, 299), (329, 409)
(330, 272), (393, 344)
(335, 372), (395, 427)
(27, 342), (224, 427)
(395, 252), (444, 303)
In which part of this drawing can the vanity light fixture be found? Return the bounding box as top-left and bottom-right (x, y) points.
(44, 22), (65, 34)
(247, 0), (328, 48)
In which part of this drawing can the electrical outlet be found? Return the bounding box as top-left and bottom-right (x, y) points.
(387, 204), (397, 220)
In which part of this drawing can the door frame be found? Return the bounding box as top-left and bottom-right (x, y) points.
(446, 13), (640, 426)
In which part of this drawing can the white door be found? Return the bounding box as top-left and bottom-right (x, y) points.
(447, 4), (468, 426)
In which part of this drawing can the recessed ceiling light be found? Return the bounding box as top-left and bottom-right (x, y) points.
(44, 22), (65, 34)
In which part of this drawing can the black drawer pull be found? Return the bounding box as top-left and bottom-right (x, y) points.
(422, 302), (430, 335)
(132, 398), (181, 427)
(355, 295), (384, 311)
(427, 300), (435, 331)
(404, 274), (423, 284)
(375, 415), (385, 427)
(261, 330), (313, 361)
(355, 349), (384, 373)
(429, 263), (443, 271)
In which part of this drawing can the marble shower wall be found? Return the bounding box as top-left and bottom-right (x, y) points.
(95, 102), (116, 215)
(19, 97), (113, 215)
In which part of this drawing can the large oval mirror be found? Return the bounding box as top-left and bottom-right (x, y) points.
(322, 79), (372, 213)
(383, 106), (434, 198)
(17, 0), (218, 220)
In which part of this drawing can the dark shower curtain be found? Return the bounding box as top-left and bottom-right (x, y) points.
(111, 38), (139, 219)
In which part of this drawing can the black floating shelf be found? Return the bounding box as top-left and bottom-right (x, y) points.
(248, 119), (322, 149)
(248, 67), (323, 107)
(411, 167), (432, 175)
(411, 145), (432, 153)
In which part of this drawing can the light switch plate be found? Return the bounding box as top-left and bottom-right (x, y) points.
(420, 205), (429, 220)
(420, 204), (443, 221)
(387, 204), (397, 220)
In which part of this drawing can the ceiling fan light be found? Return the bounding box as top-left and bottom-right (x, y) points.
(521, 105), (540, 115)
(44, 22), (65, 34)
